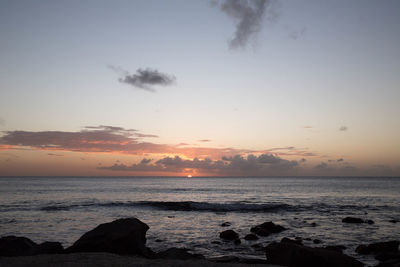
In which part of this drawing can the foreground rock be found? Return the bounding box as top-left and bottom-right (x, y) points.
(265, 241), (363, 267)
(250, 222), (286, 237)
(356, 240), (399, 255)
(65, 218), (152, 256)
(342, 217), (374, 224)
(156, 248), (204, 260)
(0, 236), (63, 257)
(219, 230), (239, 241)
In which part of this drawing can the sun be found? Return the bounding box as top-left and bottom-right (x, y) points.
(187, 175), (192, 178)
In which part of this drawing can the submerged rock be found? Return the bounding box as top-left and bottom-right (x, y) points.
(282, 237), (303, 245)
(65, 218), (151, 256)
(356, 240), (399, 255)
(219, 230), (239, 240)
(250, 221), (286, 236)
(342, 217), (373, 224)
(244, 234), (259, 241)
(265, 241), (363, 267)
(220, 222), (231, 227)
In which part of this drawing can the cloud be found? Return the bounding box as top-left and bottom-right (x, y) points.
(0, 126), (316, 160)
(109, 65), (176, 92)
(99, 153), (300, 176)
(337, 158), (344, 162)
(199, 139), (211, 142)
(314, 162), (328, 169)
(339, 126), (348, 131)
(287, 26), (306, 40)
(215, 0), (278, 49)
(303, 126), (313, 129)
(47, 153), (63, 157)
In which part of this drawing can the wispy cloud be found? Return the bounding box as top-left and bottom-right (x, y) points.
(339, 126), (348, 131)
(215, 0), (278, 49)
(0, 126), (315, 160)
(109, 65), (176, 92)
(199, 139), (211, 142)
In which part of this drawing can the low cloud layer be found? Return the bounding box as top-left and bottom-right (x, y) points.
(99, 153), (299, 176)
(109, 65), (176, 92)
(215, 0), (277, 49)
(0, 126), (314, 160)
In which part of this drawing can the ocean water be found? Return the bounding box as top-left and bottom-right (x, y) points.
(0, 176), (399, 265)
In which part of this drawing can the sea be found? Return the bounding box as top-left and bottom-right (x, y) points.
(0, 176), (399, 265)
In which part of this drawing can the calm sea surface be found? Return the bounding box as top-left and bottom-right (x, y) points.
(0, 176), (399, 265)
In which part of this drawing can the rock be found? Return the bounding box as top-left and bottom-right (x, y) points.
(375, 251), (400, 261)
(324, 245), (346, 253)
(219, 230), (239, 240)
(366, 220), (374, 224)
(265, 241), (363, 267)
(313, 239), (323, 244)
(156, 247), (204, 260)
(221, 222), (231, 227)
(304, 238), (312, 241)
(282, 237), (303, 245)
(244, 234), (259, 241)
(311, 222), (317, 227)
(234, 239), (241, 245)
(376, 258), (400, 267)
(65, 218), (151, 256)
(251, 221), (286, 236)
(35, 242), (64, 254)
(155, 239), (163, 243)
(209, 255), (239, 263)
(342, 217), (365, 223)
(211, 241), (221, 245)
(356, 240), (399, 255)
(0, 236), (37, 257)
(389, 219), (398, 223)
(238, 258), (268, 264)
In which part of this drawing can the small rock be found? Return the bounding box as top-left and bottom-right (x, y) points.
(209, 255), (239, 263)
(211, 241), (221, 245)
(366, 220), (374, 224)
(155, 239), (163, 243)
(389, 219), (398, 223)
(234, 239), (241, 245)
(342, 217), (365, 223)
(219, 230), (239, 240)
(311, 222), (317, 227)
(250, 221), (286, 237)
(35, 241), (63, 254)
(313, 239), (323, 244)
(356, 240), (400, 255)
(221, 222), (231, 227)
(0, 236), (37, 257)
(244, 234), (259, 241)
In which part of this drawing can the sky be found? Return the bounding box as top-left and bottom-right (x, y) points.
(0, 0), (399, 176)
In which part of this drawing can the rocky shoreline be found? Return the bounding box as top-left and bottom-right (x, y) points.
(0, 217), (399, 267)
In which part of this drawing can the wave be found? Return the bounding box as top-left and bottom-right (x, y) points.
(0, 200), (386, 213)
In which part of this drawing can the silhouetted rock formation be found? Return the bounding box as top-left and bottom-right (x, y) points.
(250, 221), (286, 236)
(65, 218), (152, 256)
(220, 222), (231, 227)
(356, 240), (399, 255)
(219, 230), (239, 240)
(0, 236), (63, 257)
(244, 234), (258, 241)
(265, 241), (363, 267)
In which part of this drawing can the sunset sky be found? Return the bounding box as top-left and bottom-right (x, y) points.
(1, 0), (399, 176)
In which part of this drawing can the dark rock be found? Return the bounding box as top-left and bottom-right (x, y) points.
(155, 239), (163, 243)
(342, 217), (365, 223)
(221, 222), (231, 227)
(311, 222), (317, 227)
(251, 221), (285, 236)
(265, 241), (363, 267)
(389, 219), (398, 223)
(295, 237), (303, 240)
(304, 238), (312, 241)
(313, 239), (323, 244)
(375, 251), (400, 261)
(156, 247), (204, 260)
(282, 237), (303, 245)
(366, 220), (374, 225)
(234, 239), (241, 245)
(219, 230), (239, 240)
(238, 258), (268, 264)
(35, 241), (63, 254)
(356, 240), (399, 255)
(211, 241), (221, 245)
(244, 234), (259, 241)
(209, 255), (239, 263)
(65, 218), (151, 256)
(0, 236), (37, 257)
(324, 245), (346, 253)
